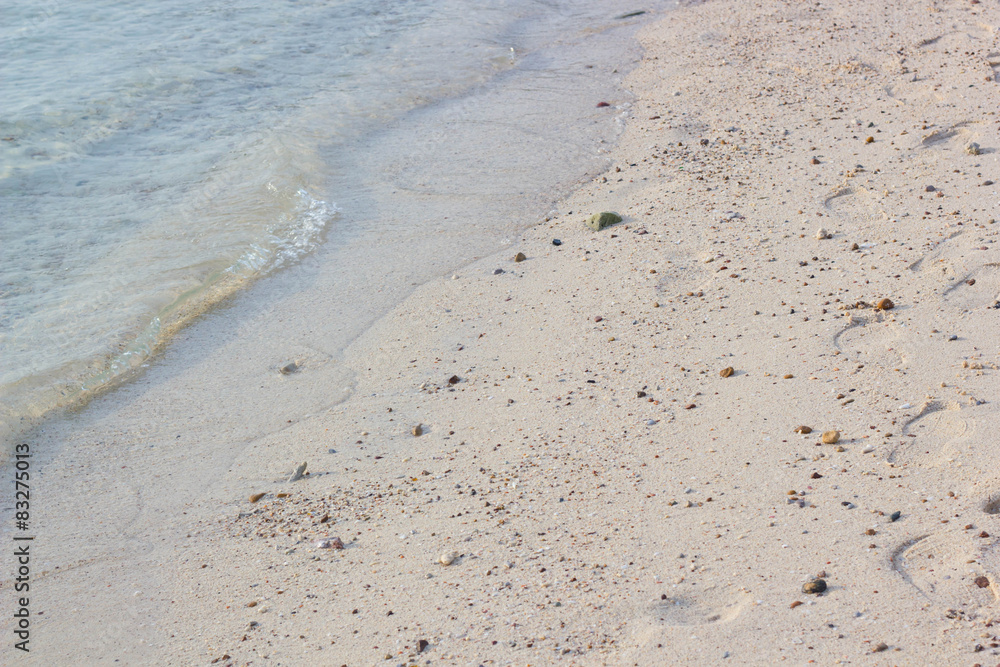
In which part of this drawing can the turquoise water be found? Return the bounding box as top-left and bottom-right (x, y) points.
(0, 0), (665, 443)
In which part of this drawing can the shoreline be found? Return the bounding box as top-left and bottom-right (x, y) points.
(5, 0), (1000, 664)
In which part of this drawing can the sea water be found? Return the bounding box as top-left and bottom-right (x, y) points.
(0, 0), (670, 445)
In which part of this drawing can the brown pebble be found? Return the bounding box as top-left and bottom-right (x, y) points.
(811, 472), (823, 479)
(684, 403), (696, 410)
(783, 373), (794, 379)
(875, 298), (894, 311)
(249, 493), (266, 503)
(872, 642), (888, 653)
(967, 278), (976, 286)
(802, 578), (827, 594)
(979, 531), (990, 538)
(275, 492), (290, 498)
(975, 576), (990, 588)
(821, 430), (841, 444)
(448, 375), (460, 384)
(787, 490), (797, 495)
(866, 528), (877, 536)
(790, 600), (803, 608)
(637, 390), (647, 398)
(865, 136), (874, 143)
(719, 366), (734, 378)
(794, 426), (813, 434)
(514, 252), (526, 262)
(247, 601), (258, 608)
(594, 316), (603, 322)
(412, 424), (423, 436)
(850, 242), (859, 251)
(811, 157), (819, 165)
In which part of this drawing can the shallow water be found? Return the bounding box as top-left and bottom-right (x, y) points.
(0, 0), (671, 445)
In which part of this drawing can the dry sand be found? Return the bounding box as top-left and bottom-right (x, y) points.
(4, 0), (1000, 664)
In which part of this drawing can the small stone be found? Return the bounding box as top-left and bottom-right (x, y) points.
(684, 403), (696, 410)
(783, 374), (794, 379)
(890, 511), (901, 522)
(866, 528), (877, 536)
(811, 472), (823, 479)
(247, 600), (258, 608)
(586, 211), (622, 231)
(802, 578), (827, 594)
(439, 551), (457, 566)
(249, 492), (266, 503)
(965, 142), (981, 155)
(794, 426), (813, 434)
(835, 445), (845, 452)
(417, 639), (430, 653)
(790, 600), (803, 609)
(552, 239), (562, 246)
(278, 361), (299, 375)
(493, 268), (504, 275)
(872, 643), (888, 653)
(514, 252), (526, 262)
(288, 462), (308, 482)
(720, 366), (734, 378)
(316, 537), (344, 550)
(653, 302), (660, 308)
(948, 334), (958, 341)
(412, 424), (423, 437)
(811, 157), (820, 165)
(821, 430), (841, 444)
(925, 185), (936, 192)
(975, 576), (990, 588)
(850, 242), (859, 251)
(865, 136), (874, 143)
(815, 228), (832, 240)
(448, 375), (460, 384)
(637, 390), (647, 398)
(979, 531), (990, 538)
(594, 315), (603, 322)
(875, 298), (894, 311)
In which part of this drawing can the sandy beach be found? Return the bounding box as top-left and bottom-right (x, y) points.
(4, 0), (1000, 664)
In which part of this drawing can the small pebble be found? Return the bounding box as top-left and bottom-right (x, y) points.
(439, 551), (457, 566)
(966, 142), (981, 155)
(794, 426), (813, 434)
(278, 361), (299, 375)
(493, 268), (504, 275)
(552, 239), (562, 246)
(821, 430), (841, 444)
(790, 600), (803, 609)
(815, 228), (832, 240)
(875, 298), (894, 311)
(872, 642), (888, 653)
(865, 136), (874, 143)
(890, 511), (902, 522)
(249, 492), (266, 503)
(412, 424), (423, 437)
(316, 537), (344, 550)
(514, 252), (526, 262)
(947, 334), (958, 341)
(802, 578), (827, 594)
(719, 366), (734, 378)
(925, 185), (936, 192)
(975, 576), (990, 588)
(287, 462), (307, 482)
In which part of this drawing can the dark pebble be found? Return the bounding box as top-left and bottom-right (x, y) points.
(802, 578), (827, 594)
(890, 511), (901, 522)
(493, 268), (504, 275)
(552, 239), (562, 246)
